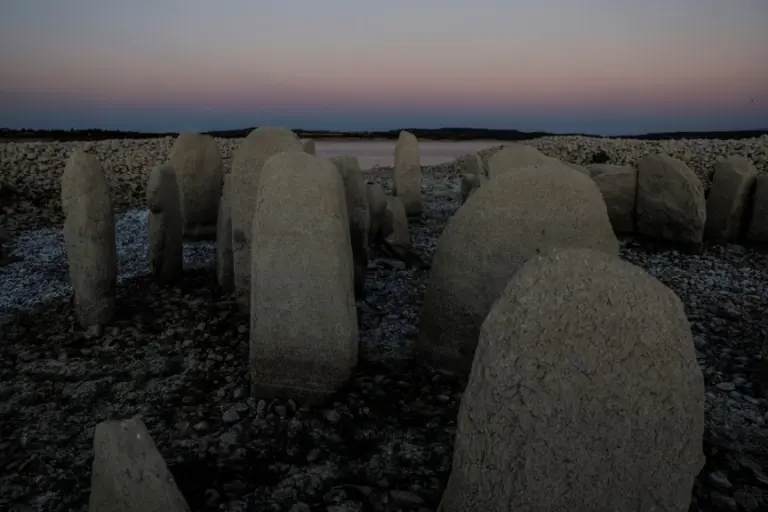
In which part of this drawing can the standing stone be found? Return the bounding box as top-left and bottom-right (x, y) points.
(250, 152), (358, 403)
(460, 173), (485, 204)
(393, 130), (422, 216)
(439, 248), (705, 512)
(302, 139), (316, 155)
(587, 164), (638, 234)
(705, 156), (758, 243)
(168, 132), (223, 240)
(329, 155), (370, 299)
(636, 153), (706, 248)
(746, 175), (768, 243)
(61, 148), (117, 327)
(89, 417), (191, 512)
(216, 174), (234, 291)
(382, 196), (411, 258)
(486, 143), (552, 180)
(454, 153), (485, 177)
(147, 164), (183, 283)
(366, 182), (388, 246)
(231, 127), (303, 312)
(418, 164), (618, 373)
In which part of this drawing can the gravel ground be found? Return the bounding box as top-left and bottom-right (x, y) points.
(1, 161), (768, 511)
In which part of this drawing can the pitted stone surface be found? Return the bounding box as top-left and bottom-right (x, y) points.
(439, 248), (705, 512)
(250, 152), (358, 404)
(230, 127), (303, 312)
(419, 164), (618, 373)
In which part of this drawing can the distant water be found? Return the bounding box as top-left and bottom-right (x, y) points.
(315, 140), (503, 169)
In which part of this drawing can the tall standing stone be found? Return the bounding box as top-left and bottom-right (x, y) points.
(439, 248), (705, 512)
(61, 148), (117, 327)
(216, 174), (234, 291)
(393, 130), (422, 216)
(366, 182), (387, 247)
(418, 164), (618, 373)
(230, 127), (303, 312)
(147, 163), (184, 283)
(329, 155), (370, 299)
(89, 417), (191, 512)
(250, 152), (358, 403)
(168, 132), (223, 240)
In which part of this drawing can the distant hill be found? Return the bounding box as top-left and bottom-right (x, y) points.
(1, 126), (766, 142)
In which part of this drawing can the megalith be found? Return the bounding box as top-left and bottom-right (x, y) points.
(89, 417), (191, 512)
(230, 127), (303, 312)
(587, 164), (638, 234)
(61, 148), (117, 327)
(329, 155), (371, 299)
(746, 175), (768, 243)
(302, 139), (316, 155)
(454, 152), (484, 177)
(418, 164), (618, 373)
(382, 196), (411, 258)
(393, 130), (422, 216)
(460, 173), (485, 205)
(250, 152), (358, 403)
(439, 248), (705, 512)
(636, 153), (706, 248)
(216, 174), (234, 291)
(704, 156), (758, 243)
(168, 132), (223, 240)
(146, 163), (184, 283)
(486, 143), (552, 180)
(366, 182), (388, 247)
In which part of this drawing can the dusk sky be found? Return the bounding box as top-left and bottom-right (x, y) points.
(1, 0), (767, 135)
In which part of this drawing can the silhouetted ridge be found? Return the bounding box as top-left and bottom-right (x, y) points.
(1, 126), (766, 142)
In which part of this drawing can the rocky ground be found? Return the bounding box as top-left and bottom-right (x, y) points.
(1, 137), (768, 511)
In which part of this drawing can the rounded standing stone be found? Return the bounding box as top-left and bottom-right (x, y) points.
(439, 248), (705, 512)
(418, 164), (618, 373)
(168, 132), (223, 240)
(393, 130), (422, 216)
(230, 127), (303, 312)
(61, 148), (117, 327)
(146, 163), (184, 283)
(250, 152), (358, 404)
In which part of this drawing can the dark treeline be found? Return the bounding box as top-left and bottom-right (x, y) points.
(1, 126), (767, 142)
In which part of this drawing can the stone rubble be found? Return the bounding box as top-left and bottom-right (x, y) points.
(0, 135), (767, 511)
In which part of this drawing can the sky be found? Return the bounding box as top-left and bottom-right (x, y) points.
(0, 0), (767, 135)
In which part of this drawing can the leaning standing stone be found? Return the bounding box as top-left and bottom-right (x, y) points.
(216, 174), (234, 291)
(146, 163), (183, 283)
(168, 132), (223, 240)
(329, 155), (371, 299)
(89, 417), (191, 512)
(250, 152), (358, 404)
(439, 248), (705, 512)
(230, 127), (303, 312)
(61, 148), (117, 327)
(393, 130), (422, 216)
